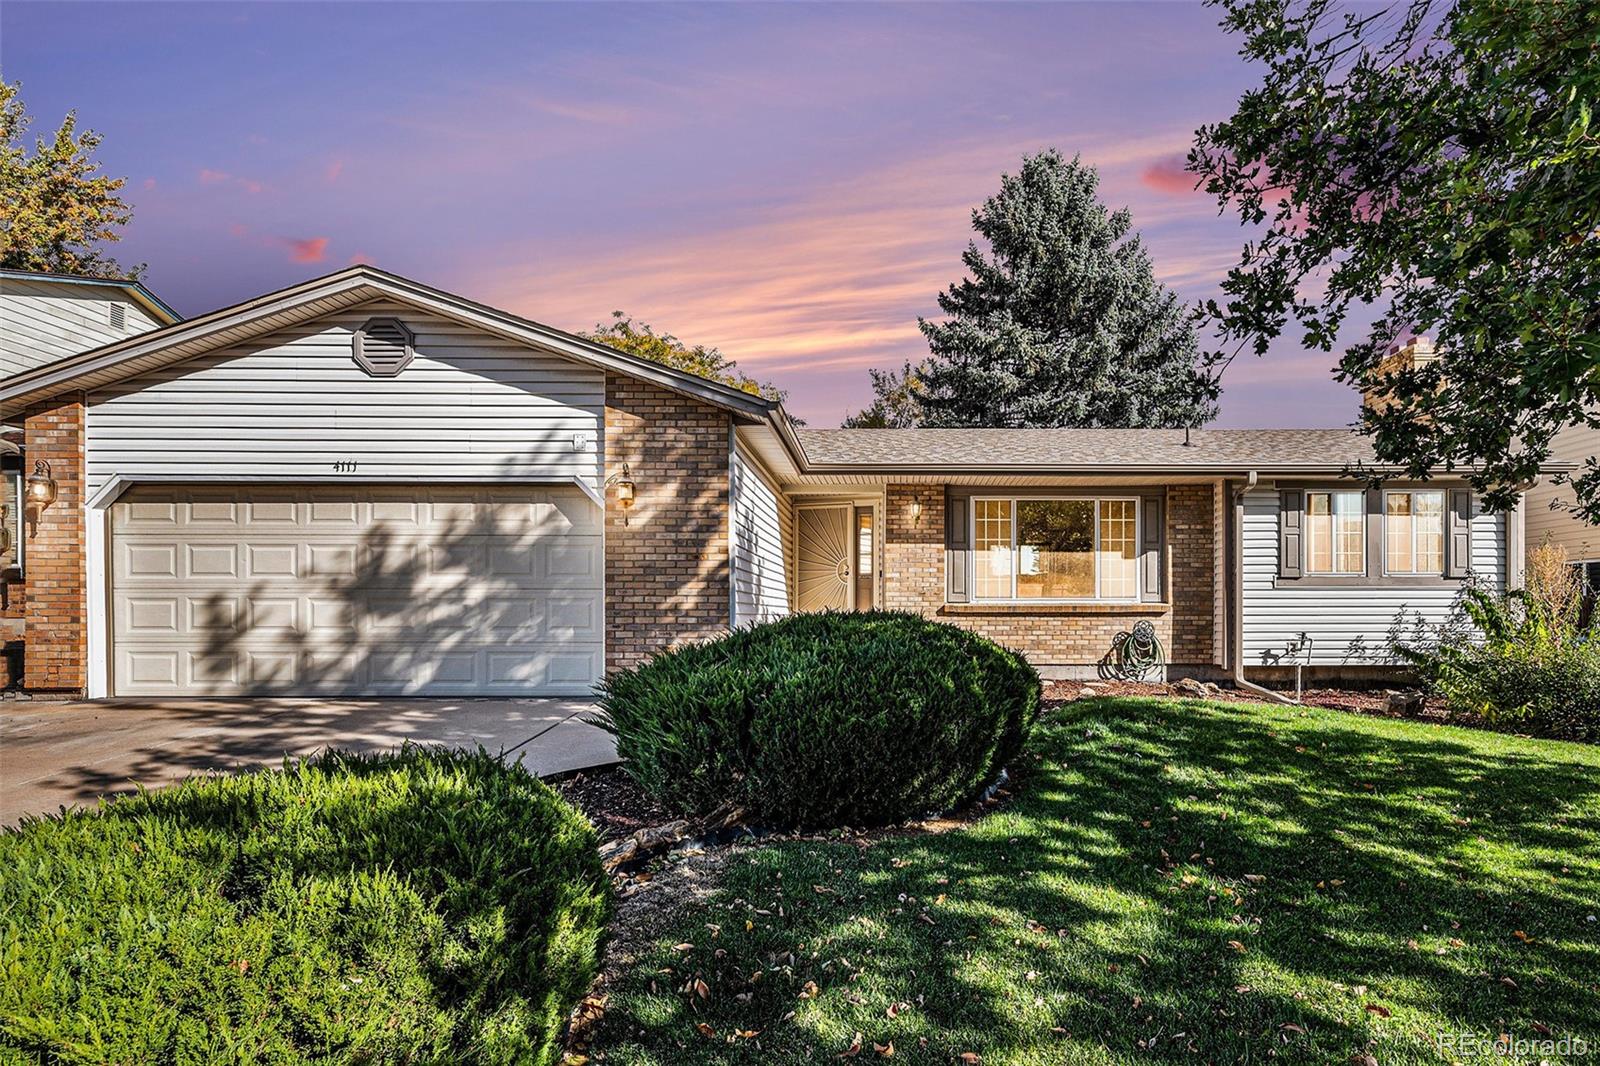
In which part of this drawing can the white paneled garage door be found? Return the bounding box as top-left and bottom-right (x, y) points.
(110, 484), (603, 696)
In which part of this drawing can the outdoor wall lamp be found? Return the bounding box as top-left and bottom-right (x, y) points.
(605, 463), (637, 524)
(910, 498), (923, 524)
(25, 460), (57, 513)
(0, 505), (10, 558)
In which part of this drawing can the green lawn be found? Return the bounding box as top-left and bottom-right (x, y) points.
(594, 697), (1600, 1064)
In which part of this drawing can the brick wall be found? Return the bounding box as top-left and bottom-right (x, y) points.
(21, 396), (87, 692)
(880, 482), (1220, 676)
(603, 374), (732, 671)
(1166, 484), (1217, 666)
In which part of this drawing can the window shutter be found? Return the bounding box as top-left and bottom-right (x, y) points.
(1140, 495), (1163, 601)
(945, 493), (969, 603)
(1447, 489), (1472, 578)
(1278, 489), (1304, 579)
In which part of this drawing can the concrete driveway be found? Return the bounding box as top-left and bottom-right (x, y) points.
(0, 697), (618, 825)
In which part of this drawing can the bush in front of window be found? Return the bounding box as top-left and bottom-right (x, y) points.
(0, 748), (611, 1065)
(595, 610), (1042, 828)
(1400, 544), (1600, 741)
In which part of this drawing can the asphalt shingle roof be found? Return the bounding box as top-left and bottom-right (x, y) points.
(795, 428), (1380, 470)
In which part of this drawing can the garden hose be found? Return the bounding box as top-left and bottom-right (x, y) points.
(1101, 619), (1165, 681)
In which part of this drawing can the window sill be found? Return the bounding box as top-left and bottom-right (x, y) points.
(940, 601), (1170, 616)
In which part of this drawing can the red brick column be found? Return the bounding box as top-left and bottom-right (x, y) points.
(22, 396), (88, 693)
(602, 374), (731, 672)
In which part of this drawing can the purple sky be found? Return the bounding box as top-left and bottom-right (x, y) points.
(4, 2), (1370, 428)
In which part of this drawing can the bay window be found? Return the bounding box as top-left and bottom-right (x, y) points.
(972, 497), (1140, 601)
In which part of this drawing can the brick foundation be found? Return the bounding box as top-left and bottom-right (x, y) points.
(603, 374), (732, 671)
(881, 482), (1220, 676)
(21, 396), (88, 693)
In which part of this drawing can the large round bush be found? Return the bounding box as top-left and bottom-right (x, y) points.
(596, 610), (1042, 828)
(0, 748), (610, 1065)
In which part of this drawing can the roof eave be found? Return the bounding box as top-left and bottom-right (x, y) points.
(0, 266), (785, 423)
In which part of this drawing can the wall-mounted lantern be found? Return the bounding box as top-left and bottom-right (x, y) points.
(606, 463), (637, 524)
(25, 460), (57, 513)
(910, 497), (923, 525)
(0, 505), (10, 558)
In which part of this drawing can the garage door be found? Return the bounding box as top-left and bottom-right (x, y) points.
(110, 484), (603, 696)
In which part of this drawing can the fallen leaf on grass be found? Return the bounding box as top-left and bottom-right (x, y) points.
(1349, 1055), (1378, 1066)
(874, 1041), (895, 1057)
(673, 943), (695, 953)
(1228, 940), (1248, 953)
(887, 1002), (910, 1019)
(1512, 930), (1533, 943)
(958, 1054), (982, 1064)
(799, 981), (820, 999)
(694, 1022), (716, 1039)
(1531, 1022), (1553, 1036)
(838, 1032), (863, 1058)
(693, 978), (710, 999)
(735, 1028), (762, 1039)
(1364, 1003), (1391, 1018)
(1280, 1022), (1307, 1035)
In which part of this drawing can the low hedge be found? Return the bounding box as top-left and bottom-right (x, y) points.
(0, 748), (610, 1065)
(596, 610), (1042, 828)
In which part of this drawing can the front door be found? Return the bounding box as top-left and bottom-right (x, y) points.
(796, 505), (854, 611)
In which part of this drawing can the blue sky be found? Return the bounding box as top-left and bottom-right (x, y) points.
(3, 2), (1370, 427)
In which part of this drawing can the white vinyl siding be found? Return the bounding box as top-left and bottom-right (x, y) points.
(1525, 419), (1600, 562)
(84, 302), (605, 498)
(731, 444), (791, 625)
(1243, 489), (1504, 666)
(0, 278), (163, 378)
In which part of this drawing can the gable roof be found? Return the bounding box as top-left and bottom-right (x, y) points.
(0, 265), (781, 422)
(0, 267), (182, 325)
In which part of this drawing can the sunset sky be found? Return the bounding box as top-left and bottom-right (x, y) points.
(4, 2), (1372, 427)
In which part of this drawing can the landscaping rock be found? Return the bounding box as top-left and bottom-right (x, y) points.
(1076, 686), (1099, 701)
(1172, 677), (1210, 698)
(598, 819), (692, 871)
(1388, 690), (1425, 715)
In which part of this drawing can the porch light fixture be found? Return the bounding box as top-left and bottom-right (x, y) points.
(25, 460), (57, 512)
(910, 498), (923, 524)
(605, 464), (637, 524)
(0, 505), (9, 558)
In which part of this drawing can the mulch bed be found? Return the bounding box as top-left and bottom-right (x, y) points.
(552, 766), (668, 844)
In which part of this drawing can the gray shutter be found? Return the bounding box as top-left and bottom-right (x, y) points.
(1278, 489), (1304, 579)
(1140, 495), (1163, 600)
(1447, 489), (1472, 578)
(946, 493), (969, 603)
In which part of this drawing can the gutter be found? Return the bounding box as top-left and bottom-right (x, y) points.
(1229, 471), (1298, 705)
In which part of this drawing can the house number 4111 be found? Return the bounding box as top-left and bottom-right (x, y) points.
(332, 460), (359, 472)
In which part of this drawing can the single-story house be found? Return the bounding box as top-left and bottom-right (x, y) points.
(1526, 417), (1600, 589)
(0, 266), (1567, 698)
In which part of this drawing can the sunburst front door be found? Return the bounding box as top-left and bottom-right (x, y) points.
(796, 505), (855, 612)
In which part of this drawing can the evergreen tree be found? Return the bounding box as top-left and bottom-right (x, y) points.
(915, 150), (1216, 428)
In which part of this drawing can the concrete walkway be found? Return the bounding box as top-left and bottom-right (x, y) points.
(0, 697), (618, 825)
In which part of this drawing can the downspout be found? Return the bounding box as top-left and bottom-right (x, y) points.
(1230, 471), (1299, 705)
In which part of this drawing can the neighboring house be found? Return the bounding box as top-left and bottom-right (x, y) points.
(0, 267), (1567, 698)
(1, 269), (183, 687)
(1526, 418), (1600, 589)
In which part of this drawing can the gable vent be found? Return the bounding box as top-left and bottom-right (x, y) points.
(353, 317), (416, 377)
(108, 303), (126, 330)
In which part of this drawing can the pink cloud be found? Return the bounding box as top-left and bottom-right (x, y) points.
(1140, 153), (1199, 196)
(284, 237), (330, 263)
(142, 177), (157, 190)
(347, 251), (371, 266)
(325, 159), (344, 183)
(198, 168), (264, 194)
